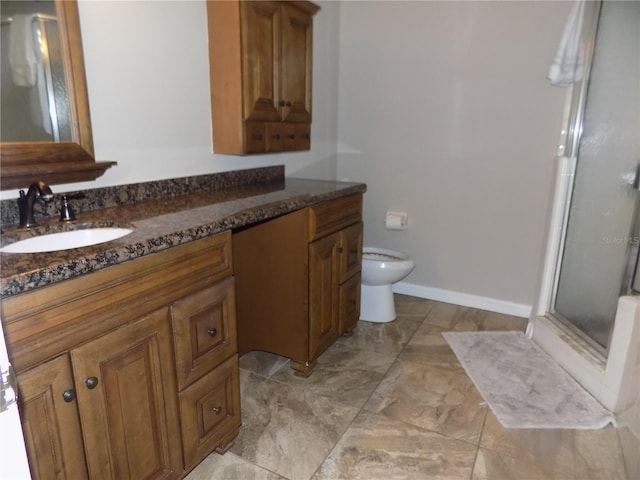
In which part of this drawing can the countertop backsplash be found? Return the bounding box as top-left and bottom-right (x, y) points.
(0, 166), (285, 227)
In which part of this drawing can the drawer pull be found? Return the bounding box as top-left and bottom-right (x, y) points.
(255, 134), (263, 141)
(212, 406), (222, 415)
(207, 328), (218, 337)
(62, 389), (76, 402)
(85, 377), (99, 390)
(337, 246), (344, 253)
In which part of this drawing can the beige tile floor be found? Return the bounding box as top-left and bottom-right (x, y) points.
(186, 295), (633, 480)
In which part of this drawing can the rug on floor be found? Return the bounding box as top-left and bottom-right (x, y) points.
(442, 331), (615, 429)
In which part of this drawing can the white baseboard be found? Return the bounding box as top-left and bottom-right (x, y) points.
(392, 281), (532, 318)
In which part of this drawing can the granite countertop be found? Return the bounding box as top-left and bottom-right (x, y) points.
(0, 167), (366, 298)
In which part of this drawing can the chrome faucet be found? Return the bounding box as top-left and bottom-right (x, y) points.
(18, 181), (54, 228)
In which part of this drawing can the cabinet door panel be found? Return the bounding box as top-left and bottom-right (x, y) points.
(241, 1), (280, 122)
(340, 222), (363, 282)
(18, 355), (87, 480)
(309, 232), (340, 359)
(171, 277), (237, 390)
(280, 3), (313, 123)
(71, 308), (182, 480)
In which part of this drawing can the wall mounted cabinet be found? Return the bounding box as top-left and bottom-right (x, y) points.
(207, 0), (319, 154)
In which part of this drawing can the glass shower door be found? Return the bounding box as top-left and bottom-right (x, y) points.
(553, 0), (640, 352)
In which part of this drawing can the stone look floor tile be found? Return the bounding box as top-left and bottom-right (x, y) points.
(480, 412), (628, 479)
(423, 302), (527, 332)
(335, 315), (424, 356)
(231, 370), (360, 480)
(618, 426), (640, 479)
(364, 357), (487, 444)
(270, 340), (397, 408)
(312, 410), (477, 480)
(239, 350), (290, 378)
(394, 294), (436, 317)
(185, 452), (287, 480)
(186, 297), (630, 480)
(471, 447), (571, 480)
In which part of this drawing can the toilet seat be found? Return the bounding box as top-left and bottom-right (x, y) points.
(363, 252), (404, 261)
(363, 247), (410, 262)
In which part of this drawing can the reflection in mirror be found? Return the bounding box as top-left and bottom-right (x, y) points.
(0, 0), (115, 191)
(1, 1), (72, 143)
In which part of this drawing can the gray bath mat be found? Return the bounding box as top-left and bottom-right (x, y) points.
(443, 331), (614, 429)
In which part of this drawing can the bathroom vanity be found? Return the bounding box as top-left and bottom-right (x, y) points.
(0, 167), (365, 479)
(234, 193), (363, 376)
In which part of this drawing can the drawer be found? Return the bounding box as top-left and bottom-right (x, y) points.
(178, 354), (241, 468)
(309, 194), (363, 241)
(171, 277), (237, 390)
(266, 122), (283, 152)
(243, 122), (266, 153)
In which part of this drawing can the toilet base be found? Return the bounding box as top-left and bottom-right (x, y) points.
(360, 284), (396, 323)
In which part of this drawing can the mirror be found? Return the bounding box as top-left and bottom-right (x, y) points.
(0, 0), (115, 191)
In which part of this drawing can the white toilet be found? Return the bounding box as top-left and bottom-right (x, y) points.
(360, 247), (415, 323)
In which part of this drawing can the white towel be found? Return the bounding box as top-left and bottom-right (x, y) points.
(548, 0), (585, 87)
(9, 14), (41, 87)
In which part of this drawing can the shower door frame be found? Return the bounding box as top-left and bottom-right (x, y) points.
(529, 0), (640, 413)
(538, 0), (637, 358)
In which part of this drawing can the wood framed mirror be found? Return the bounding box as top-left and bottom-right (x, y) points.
(0, 0), (115, 191)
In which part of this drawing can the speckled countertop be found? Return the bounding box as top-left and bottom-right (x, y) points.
(0, 166), (366, 298)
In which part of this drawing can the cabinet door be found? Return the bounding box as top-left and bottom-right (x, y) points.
(340, 222), (363, 282)
(240, 1), (281, 122)
(18, 355), (87, 480)
(309, 232), (341, 360)
(279, 3), (313, 123)
(71, 308), (182, 480)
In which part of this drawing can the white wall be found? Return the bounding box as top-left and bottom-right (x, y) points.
(49, 0), (340, 194)
(3, 1), (577, 314)
(337, 0), (572, 313)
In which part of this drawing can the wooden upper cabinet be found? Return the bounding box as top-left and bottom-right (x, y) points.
(207, 0), (319, 154)
(280, 2), (314, 123)
(240, 1), (280, 123)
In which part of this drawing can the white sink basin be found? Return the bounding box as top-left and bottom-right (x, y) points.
(0, 228), (133, 254)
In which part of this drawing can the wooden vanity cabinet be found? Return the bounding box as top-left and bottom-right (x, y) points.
(207, 0), (319, 154)
(233, 194), (363, 376)
(170, 277), (241, 467)
(71, 308), (183, 480)
(2, 233), (240, 479)
(17, 354), (88, 480)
